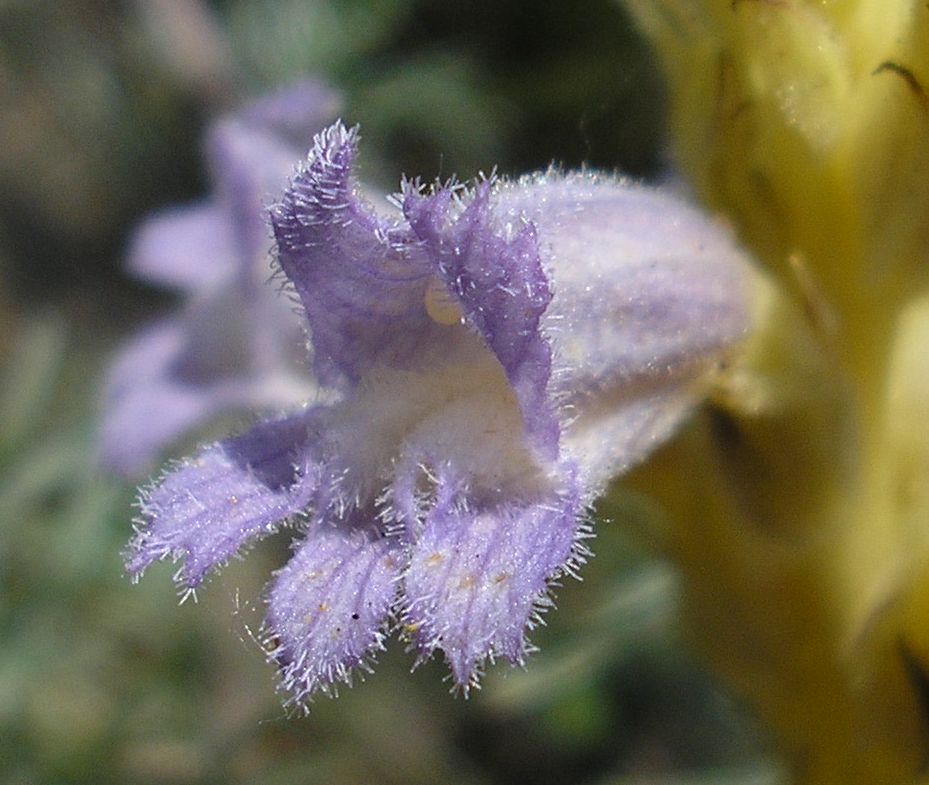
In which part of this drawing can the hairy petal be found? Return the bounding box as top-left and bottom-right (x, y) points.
(495, 174), (754, 484)
(500, 175), (749, 384)
(272, 122), (466, 387)
(207, 80), (341, 273)
(403, 183), (558, 457)
(126, 203), (238, 290)
(566, 384), (705, 489)
(402, 471), (584, 689)
(128, 414), (318, 588)
(266, 527), (400, 704)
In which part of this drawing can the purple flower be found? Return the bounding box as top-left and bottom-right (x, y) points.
(99, 81), (340, 476)
(127, 122), (754, 704)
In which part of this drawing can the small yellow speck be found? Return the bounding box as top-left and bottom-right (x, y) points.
(424, 277), (464, 325)
(457, 574), (476, 590)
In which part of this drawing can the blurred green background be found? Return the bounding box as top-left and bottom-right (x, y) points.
(0, 1), (781, 783)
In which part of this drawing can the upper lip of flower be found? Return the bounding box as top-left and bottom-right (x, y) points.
(126, 119), (754, 705)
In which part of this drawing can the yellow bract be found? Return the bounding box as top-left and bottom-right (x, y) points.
(619, 1), (929, 782)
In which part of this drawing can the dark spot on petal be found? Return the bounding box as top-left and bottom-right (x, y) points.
(351, 613), (359, 620)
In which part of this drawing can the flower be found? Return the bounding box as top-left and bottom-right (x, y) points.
(126, 121), (754, 704)
(99, 80), (340, 476)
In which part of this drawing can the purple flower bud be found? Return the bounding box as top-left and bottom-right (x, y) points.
(127, 121), (754, 705)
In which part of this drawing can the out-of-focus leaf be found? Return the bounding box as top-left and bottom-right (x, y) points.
(349, 51), (515, 183)
(45, 476), (127, 583)
(0, 427), (86, 518)
(483, 566), (677, 713)
(595, 761), (787, 785)
(226, 0), (413, 86)
(0, 314), (67, 451)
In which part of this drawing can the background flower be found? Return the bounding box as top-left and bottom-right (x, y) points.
(98, 80), (339, 476)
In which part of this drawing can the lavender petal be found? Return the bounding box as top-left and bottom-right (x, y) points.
(266, 526), (400, 704)
(240, 79), (342, 145)
(99, 320), (220, 475)
(403, 182), (559, 457)
(272, 122), (460, 387)
(127, 413), (318, 588)
(99, 285), (312, 477)
(126, 202), (237, 290)
(402, 469), (585, 690)
(493, 175), (753, 484)
(205, 120), (307, 276)
(498, 175), (750, 393)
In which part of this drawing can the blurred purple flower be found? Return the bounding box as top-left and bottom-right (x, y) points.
(127, 122), (754, 704)
(99, 81), (340, 476)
